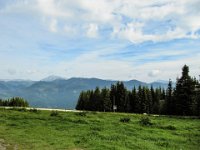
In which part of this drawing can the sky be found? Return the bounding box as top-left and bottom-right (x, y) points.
(0, 0), (200, 82)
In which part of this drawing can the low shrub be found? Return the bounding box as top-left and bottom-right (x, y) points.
(139, 116), (152, 126)
(73, 119), (88, 124)
(11, 107), (27, 112)
(50, 111), (59, 117)
(162, 125), (176, 130)
(76, 112), (87, 117)
(120, 117), (131, 123)
(29, 108), (40, 113)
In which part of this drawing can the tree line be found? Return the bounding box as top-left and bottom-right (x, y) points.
(76, 65), (200, 116)
(0, 97), (29, 107)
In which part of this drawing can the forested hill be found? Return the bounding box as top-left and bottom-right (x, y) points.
(76, 65), (200, 116)
(0, 77), (169, 109)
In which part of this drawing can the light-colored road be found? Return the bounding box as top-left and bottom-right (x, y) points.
(29, 107), (82, 112)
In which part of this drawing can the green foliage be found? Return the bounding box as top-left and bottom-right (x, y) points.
(162, 125), (176, 130)
(10, 107), (27, 112)
(50, 111), (59, 117)
(29, 108), (40, 113)
(139, 116), (152, 126)
(174, 65), (198, 115)
(119, 117), (130, 123)
(76, 65), (200, 116)
(76, 111), (87, 117)
(165, 79), (174, 115)
(0, 97), (29, 107)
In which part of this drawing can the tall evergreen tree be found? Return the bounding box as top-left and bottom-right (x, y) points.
(141, 87), (148, 113)
(152, 88), (160, 114)
(75, 65), (199, 116)
(101, 87), (112, 112)
(174, 65), (196, 115)
(115, 82), (127, 112)
(76, 91), (85, 110)
(137, 85), (143, 113)
(110, 84), (117, 112)
(146, 88), (153, 114)
(165, 79), (173, 115)
(129, 87), (137, 112)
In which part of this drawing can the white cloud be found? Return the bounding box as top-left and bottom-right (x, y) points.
(36, 0), (72, 18)
(63, 25), (77, 36)
(1, 0), (200, 43)
(7, 69), (16, 75)
(49, 19), (57, 32)
(148, 70), (161, 77)
(26, 69), (39, 74)
(59, 58), (134, 81)
(132, 53), (200, 82)
(86, 23), (99, 38)
(0, 0), (200, 82)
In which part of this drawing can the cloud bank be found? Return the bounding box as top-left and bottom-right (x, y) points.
(0, 0), (200, 82)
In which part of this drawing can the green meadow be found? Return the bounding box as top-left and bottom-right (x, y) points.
(0, 108), (200, 150)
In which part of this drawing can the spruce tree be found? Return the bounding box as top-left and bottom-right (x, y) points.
(76, 91), (85, 110)
(110, 84), (117, 112)
(101, 87), (112, 112)
(165, 79), (173, 115)
(146, 88), (153, 114)
(174, 65), (196, 115)
(130, 87), (137, 112)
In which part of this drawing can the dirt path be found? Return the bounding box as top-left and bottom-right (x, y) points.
(0, 139), (6, 150)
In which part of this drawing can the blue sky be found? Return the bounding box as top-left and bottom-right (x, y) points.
(0, 0), (200, 82)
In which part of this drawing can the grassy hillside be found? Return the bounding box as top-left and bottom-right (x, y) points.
(0, 108), (199, 150)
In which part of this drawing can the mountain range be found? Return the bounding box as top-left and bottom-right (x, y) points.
(0, 76), (170, 109)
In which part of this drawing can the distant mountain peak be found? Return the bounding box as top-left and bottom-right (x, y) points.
(41, 75), (66, 82)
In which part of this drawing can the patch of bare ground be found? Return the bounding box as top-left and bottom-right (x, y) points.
(0, 139), (18, 150)
(0, 139), (6, 150)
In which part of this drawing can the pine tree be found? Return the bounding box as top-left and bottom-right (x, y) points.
(76, 91), (85, 110)
(110, 84), (117, 112)
(152, 88), (160, 114)
(101, 87), (112, 112)
(174, 65), (196, 115)
(165, 79), (173, 115)
(115, 82), (126, 112)
(141, 87), (148, 113)
(130, 87), (137, 112)
(146, 88), (153, 114)
(137, 85), (143, 113)
(90, 87), (102, 111)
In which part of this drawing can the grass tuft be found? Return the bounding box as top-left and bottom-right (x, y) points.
(160, 125), (176, 130)
(29, 108), (40, 113)
(50, 110), (59, 117)
(76, 112), (87, 117)
(120, 117), (131, 123)
(139, 116), (152, 126)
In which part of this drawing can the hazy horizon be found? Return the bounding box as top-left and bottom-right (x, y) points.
(0, 75), (173, 83)
(0, 0), (200, 82)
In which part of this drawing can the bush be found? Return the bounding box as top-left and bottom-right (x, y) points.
(76, 112), (87, 117)
(139, 116), (152, 126)
(11, 107), (27, 112)
(162, 125), (176, 130)
(29, 108), (40, 113)
(0, 97), (29, 107)
(120, 117), (130, 123)
(50, 111), (59, 117)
